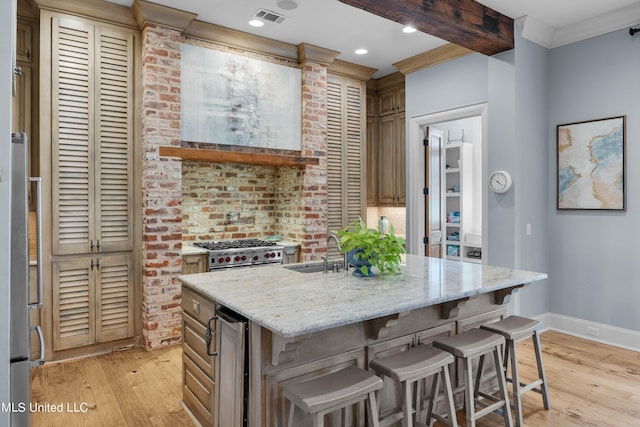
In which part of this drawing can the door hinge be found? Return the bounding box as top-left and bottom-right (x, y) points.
(423, 138), (428, 146)
(423, 187), (428, 195)
(423, 236), (428, 244)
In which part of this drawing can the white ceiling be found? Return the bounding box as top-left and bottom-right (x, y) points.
(106, 0), (640, 78)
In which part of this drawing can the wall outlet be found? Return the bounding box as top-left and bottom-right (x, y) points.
(586, 325), (600, 337)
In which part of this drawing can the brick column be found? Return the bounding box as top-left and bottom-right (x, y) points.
(140, 23), (183, 349)
(298, 60), (329, 261)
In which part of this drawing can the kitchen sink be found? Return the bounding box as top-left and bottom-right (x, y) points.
(283, 260), (346, 273)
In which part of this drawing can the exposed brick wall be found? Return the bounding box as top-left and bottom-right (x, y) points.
(298, 62), (328, 260)
(139, 29), (331, 349)
(140, 23), (184, 349)
(182, 162), (279, 241)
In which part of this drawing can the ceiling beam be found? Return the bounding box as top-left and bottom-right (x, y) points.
(338, 0), (514, 56)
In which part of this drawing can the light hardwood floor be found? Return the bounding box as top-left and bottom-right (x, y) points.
(30, 331), (640, 426)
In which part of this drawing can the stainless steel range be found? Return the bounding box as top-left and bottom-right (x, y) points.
(192, 239), (285, 270)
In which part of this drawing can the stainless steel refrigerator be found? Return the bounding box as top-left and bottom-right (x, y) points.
(10, 132), (44, 426)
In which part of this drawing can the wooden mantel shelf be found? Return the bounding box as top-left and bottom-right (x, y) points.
(159, 146), (320, 167)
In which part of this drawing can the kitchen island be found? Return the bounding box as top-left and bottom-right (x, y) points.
(179, 254), (547, 427)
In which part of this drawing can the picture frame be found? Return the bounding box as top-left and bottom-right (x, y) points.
(557, 115), (626, 211)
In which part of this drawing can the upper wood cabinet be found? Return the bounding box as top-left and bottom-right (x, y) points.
(367, 75), (406, 207)
(48, 15), (136, 256)
(377, 86), (405, 117)
(377, 112), (405, 205)
(326, 73), (366, 255)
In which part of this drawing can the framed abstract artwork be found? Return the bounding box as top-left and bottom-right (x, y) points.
(557, 116), (626, 210)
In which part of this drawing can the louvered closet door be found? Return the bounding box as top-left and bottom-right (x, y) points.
(96, 254), (133, 343)
(53, 257), (95, 350)
(95, 27), (134, 252)
(51, 17), (96, 255)
(326, 74), (366, 257)
(51, 17), (134, 255)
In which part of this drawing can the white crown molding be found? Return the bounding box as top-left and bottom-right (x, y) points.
(516, 15), (555, 48)
(517, 3), (640, 50)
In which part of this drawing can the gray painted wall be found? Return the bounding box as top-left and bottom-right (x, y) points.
(407, 25), (640, 329)
(1, 0), (16, 423)
(548, 29), (640, 330)
(406, 29), (550, 317)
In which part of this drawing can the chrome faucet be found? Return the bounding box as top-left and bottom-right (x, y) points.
(326, 233), (348, 273)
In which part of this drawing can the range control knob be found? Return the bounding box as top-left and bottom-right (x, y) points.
(218, 257), (225, 264)
(253, 255), (259, 261)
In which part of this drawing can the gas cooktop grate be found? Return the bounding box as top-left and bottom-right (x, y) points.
(192, 239), (280, 251)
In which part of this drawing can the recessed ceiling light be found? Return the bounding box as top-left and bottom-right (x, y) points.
(249, 19), (265, 27)
(403, 25), (417, 33)
(276, 0), (298, 10)
(355, 48), (368, 55)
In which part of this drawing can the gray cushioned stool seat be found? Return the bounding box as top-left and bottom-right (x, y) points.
(370, 344), (454, 383)
(432, 328), (505, 358)
(283, 365), (383, 424)
(480, 315), (540, 341)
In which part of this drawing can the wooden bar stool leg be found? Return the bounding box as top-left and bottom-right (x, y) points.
(442, 366), (457, 427)
(493, 347), (513, 427)
(473, 355), (485, 400)
(425, 371), (441, 425)
(533, 330), (551, 410)
(313, 411), (324, 427)
(463, 358), (476, 427)
(287, 402), (296, 427)
(509, 339), (523, 426)
(368, 391), (381, 427)
(402, 380), (414, 427)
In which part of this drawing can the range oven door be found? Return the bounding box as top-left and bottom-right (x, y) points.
(216, 309), (248, 427)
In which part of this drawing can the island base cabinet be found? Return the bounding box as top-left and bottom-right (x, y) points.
(267, 349), (367, 427)
(182, 287), (217, 426)
(183, 354), (216, 426)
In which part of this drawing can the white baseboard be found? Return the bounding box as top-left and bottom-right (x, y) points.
(530, 313), (640, 353)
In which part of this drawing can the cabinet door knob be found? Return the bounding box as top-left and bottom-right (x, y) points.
(90, 240), (94, 251)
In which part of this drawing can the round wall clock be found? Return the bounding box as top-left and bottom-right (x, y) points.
(489, 170), (512, 194)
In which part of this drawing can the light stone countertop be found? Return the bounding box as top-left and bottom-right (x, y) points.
(179, 254), (547, 338)
(181, 244), (209, 255)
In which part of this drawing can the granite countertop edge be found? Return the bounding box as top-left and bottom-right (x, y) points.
(179, 255), (548, 338)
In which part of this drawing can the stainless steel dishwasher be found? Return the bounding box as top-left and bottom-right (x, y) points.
(216, 307), (249, 427)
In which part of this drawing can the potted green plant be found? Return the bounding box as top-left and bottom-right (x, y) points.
(334, 218), (406, 277)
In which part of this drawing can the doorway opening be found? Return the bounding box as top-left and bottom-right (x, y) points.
(407, 103), (487, 261)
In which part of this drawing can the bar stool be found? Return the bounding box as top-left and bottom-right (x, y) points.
(283, 365), (383, 427)
(369, 344), (458, 427)
(480, 316), (550, 426)
(433, 329), (513, 427)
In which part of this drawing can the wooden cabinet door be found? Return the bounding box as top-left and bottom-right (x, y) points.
(326, 73), (366, 251)
(377, 114), (397, 205)
(183, 253), (207, 274)
(95, 253), (133, 343)
(396, 113), (406, 205)
(50, 16), (135, 255)
(377, 89), (396, 116)
(366, 116), (377, 206)
(53, 257), (95, 350)
(94, 26), (135, 253)
(52, 254), (133, 350)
